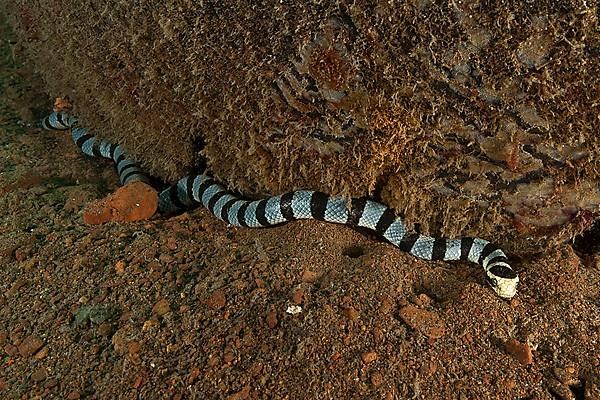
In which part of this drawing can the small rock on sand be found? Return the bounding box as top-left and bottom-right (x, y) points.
(207, 289), (226, 310)
(152, 299), (171, 316)
(83, 181), (158, 224)
(31, 367), (47, 382)
(266, 310), (278, 329)
(18, 335), (44, 357)
(505, 339), (533, 365)
(398, 305), (446, 339)
(361, 351), (377, 364)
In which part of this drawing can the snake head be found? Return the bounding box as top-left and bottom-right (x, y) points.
(485, 264), (519, 299)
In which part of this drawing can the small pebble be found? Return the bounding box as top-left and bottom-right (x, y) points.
(505, 378), (516, 390)
(31, 367), (47, 382)
(166, 237), (177, 250)
(34, 346), (49, 359)
(291, 287), (305, 305)
(414, 293), (432, 307)
(98, 322), (112, 337)
(4, 344), (18, 357)
(301, 269), (319, 283)
(372, 326), (384, 344)
(18, 335), (44, 357)
(66, 390), (81, 400)
(285, 305), (302, 315)
(553, 366), (578, 385)
(8, 278), (27, 296)
(227, 385), (251, 400)
(399, 305), (446, 339)
(44, 378), (59, 389)
(378, 296), (394, 314)
(266, 311), (278, 329)
(207, 290), (226, 310)
(111, 328), (128, 354)
(361, 351), (378, 364)
(188, 368), (201, 384)
(223, 350), (235, 364)
(14, 248), (28, 262)
(114, 260), (126, 275)
(127, 341), (141, 355)
(142, 319), (160, 332)
(152, 299), (171, 316)
(343, 306), (359, 322)
(371, 371), (384, 387)
(505, 339), (533, 365)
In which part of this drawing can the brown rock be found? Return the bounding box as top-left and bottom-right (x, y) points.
(206, 289), (226, 310)
(98, 322), (112, 337)
(188, 367), (201, 384)
(227, 385), (251, 400)
(114, 260), (126, 275)
(301, 269), (319, 283)
(44, 378), (59, 389)
(166, 237), (177, 250)
(111, 328), (128, 354)
(31, 367), (47, 382)
(343, 306), (359, 322)
(67, 390), (81, 399)
(266, 311), (278, 329)
(378, 296), (394, 314)
(372, 326), (384, 345)
(83, 181), (158, 224)
(4, 344), (18, 357)
(414, 293), (433, 307)
(398, 305), (446, 339)
(291, 287), (305, 305)
(371, 371), (384, 387)
(127, 340), (141, 355)
(34, 346), (49, 359)
(7, 278), (27, 296)
(505, 339), (533, 365)
(152, 299), (171, 316)
(18, 335), (44, 357)
(361, 351), (377, 364)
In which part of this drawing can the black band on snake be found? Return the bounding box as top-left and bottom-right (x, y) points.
(40, 111), (519, 299)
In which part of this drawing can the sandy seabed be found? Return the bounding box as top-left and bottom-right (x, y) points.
(0, 14), (599, 400)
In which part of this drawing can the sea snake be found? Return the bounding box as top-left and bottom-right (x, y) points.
(40, 111), (519, 299)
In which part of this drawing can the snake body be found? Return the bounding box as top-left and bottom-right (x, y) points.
(41, 111), (519, 299)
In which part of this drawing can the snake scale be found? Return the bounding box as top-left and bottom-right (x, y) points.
(41, 111), (519, 299)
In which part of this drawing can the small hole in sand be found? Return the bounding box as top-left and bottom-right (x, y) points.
(342, 246), (364, 258)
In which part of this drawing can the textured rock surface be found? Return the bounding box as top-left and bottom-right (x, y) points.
(3, 1), (599, 253)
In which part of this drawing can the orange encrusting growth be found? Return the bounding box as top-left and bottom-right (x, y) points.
(83, 181), (158, 225)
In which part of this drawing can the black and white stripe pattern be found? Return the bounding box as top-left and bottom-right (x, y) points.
(41, 111), (519, 299)
(41, 112), (149, 185)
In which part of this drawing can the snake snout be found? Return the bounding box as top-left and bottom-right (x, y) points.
(485, 264), (519, 299)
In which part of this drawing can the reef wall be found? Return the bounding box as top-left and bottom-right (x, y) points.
(4, 0), (599, 253)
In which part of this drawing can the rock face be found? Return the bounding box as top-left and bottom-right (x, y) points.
(4, 1), (599, 253)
